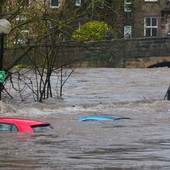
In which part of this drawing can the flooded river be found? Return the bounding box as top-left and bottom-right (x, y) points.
(1, 68), (170, 169)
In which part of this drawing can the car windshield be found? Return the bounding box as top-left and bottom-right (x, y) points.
(31, 124), (53, 133)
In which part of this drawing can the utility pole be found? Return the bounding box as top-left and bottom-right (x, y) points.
(0, 34), (4, 100)
(0, 19), (11, 100)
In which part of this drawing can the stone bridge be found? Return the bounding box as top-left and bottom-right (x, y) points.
(83, 37), (170, 68)
(6, 37), (170, 68)
(122, 37), (170, 68)
(66, 37), (170, 68)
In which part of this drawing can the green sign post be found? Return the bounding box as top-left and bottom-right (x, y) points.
(0, 71), (5, 83)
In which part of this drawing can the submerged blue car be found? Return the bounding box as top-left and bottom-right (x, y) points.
(79, 115), (130, 122)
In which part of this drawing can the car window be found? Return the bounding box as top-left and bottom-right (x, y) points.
(11, 125), (19, 132)
(31, 124), (53, 133)
(0, 123), (18, 132)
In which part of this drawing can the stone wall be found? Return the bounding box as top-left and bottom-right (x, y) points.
(4, 37), (170, 68)
(75, 37), (170, 68)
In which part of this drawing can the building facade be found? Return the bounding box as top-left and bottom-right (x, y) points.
(2, 0), (170, 45)
(124, 0), (170, 38)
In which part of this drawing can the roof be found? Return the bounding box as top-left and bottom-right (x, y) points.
(0, 117), (49, 126)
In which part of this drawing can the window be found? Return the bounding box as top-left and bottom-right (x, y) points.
(50, 0), (59, 8)
(75, 0), (81, 6)
(11, 125), (18, 132)
(16, 18), (29, 31)
(144, 17), (158, 36)
(31, 124), (53, 133)
(124, 25), (132, 39)
(0, 123), (18, 132)
(15, 17), (29, 45)
(124, 0), (132, 12)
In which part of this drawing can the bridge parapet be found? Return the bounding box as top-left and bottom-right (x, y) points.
(5, 37), (170, 68)
(81, 37), (170, 68)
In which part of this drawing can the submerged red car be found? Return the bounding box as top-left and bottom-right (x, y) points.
(0, 118), (53, 133)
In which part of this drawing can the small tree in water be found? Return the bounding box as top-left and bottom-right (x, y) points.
(1, 1), (122, 102)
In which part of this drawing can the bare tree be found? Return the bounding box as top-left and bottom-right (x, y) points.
(1, 0), (124, 102)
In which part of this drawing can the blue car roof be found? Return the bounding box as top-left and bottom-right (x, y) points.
(79, 115), (130, 122)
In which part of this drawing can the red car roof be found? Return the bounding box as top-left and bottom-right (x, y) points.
(0, 117), (49, 126)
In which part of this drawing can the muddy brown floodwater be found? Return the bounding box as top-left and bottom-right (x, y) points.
(0, 68), (170, 169)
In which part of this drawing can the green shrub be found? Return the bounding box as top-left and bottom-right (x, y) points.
(72, 21), (116, 41)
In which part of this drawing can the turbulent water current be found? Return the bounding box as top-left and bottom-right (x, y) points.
(0, 68), (170, 169)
